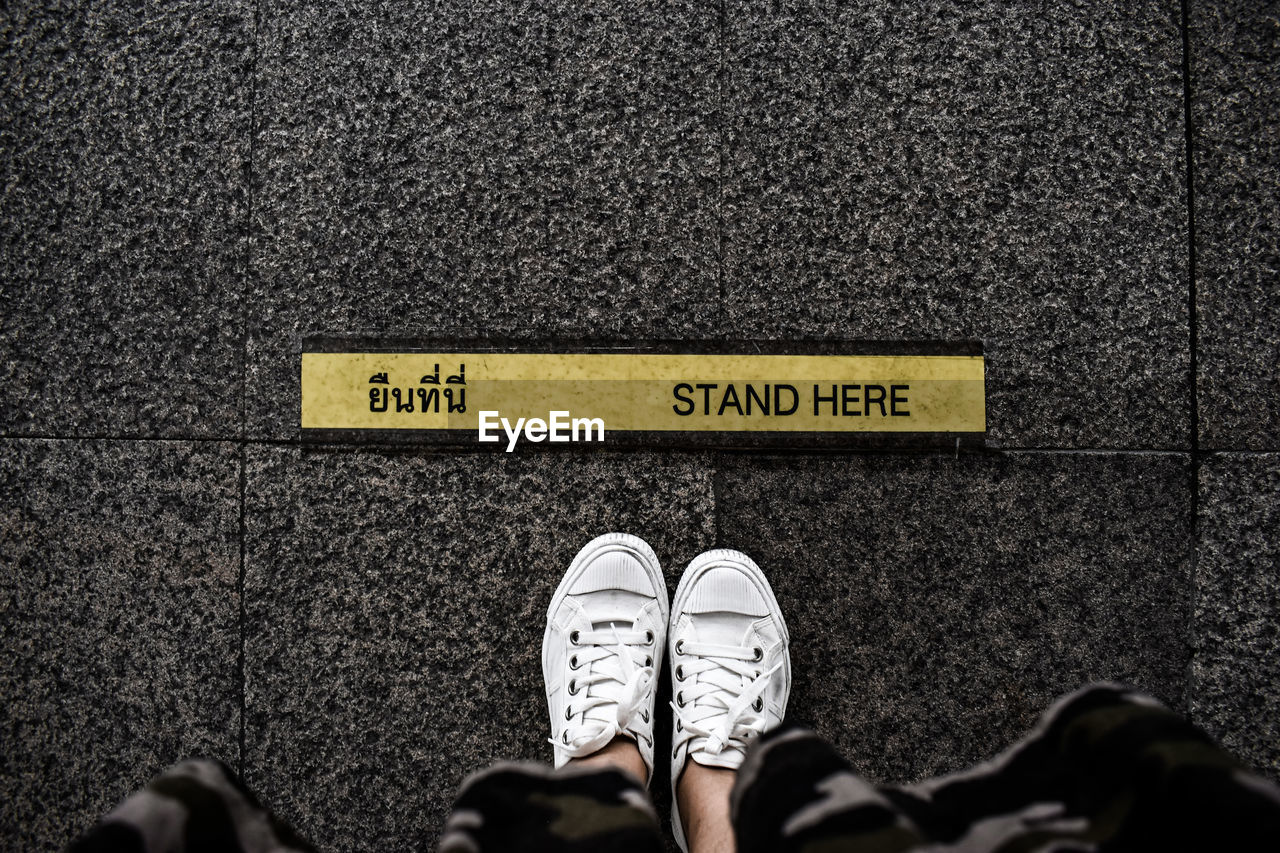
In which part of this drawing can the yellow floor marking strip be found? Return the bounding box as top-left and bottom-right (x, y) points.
(301, 352), (985, 433)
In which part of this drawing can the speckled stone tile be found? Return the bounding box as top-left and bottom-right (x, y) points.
(247, 0), (722, 440)
(246, 0), (549, 439)
(542, 0), (720, 336)
(1192, 3), (1280, 450)
(243, 446), (715, 850)
(0, 439), (240, 850)
(1192, 453), (1280, 778)
(0, 0), (252, 438)
(722, 0), (1189, 448)
(715, 451), (1192, 784)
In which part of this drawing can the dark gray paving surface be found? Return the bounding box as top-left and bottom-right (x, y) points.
(244, 0), (1197, 451)
(1192, 2), (1280, 450)
(243, 446), (714, 850)
(246, 0), (721, 439)
(1192, 453), (1280, 776)
(543, 0), (720, 333)
(246, 0), (546, 442)
(5, 0), (1280, 850)
(716, 451), (1193, 783)
(0, 440), (240, 850)
(722, 0), (1190, 449)
(1, 0), (251, 439)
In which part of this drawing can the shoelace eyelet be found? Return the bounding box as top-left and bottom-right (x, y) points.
(641, 710), (650, 722)
(753, 698), (763, 712)
(565, 706), (573, 720)
(570, 655), (581, 670)
(645, 630), (654, 644)
(752, 646), (763, 661)
(570, 630), (580, 645)
(677, 691), (685, 707)
(568, 679), (579, 695)
(676, 720), (683, 731)
(562, 731), (569, 744)
(645, 656), (652, 667)
(675, 665), (684, 681)
(675, 639), (685, 654)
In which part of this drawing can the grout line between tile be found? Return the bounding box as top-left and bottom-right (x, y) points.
(542, 8), (552, 267)
(1181, 0), (1201, 720)
(238, 0), (263, 780)
(711, 451), (724, 549)
(1181, 0), (1200, 457)
(995, 448), (1190, 456)
(237, 440), (248, 779)
(717, 0), (727, 312)
(5, 435), (1268, 456)
(0, 433), (245, 443)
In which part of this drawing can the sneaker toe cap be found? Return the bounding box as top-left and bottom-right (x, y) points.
(685, 565), (770, 616)
(570, 549), (659, 596)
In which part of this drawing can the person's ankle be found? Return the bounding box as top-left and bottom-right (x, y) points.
(566, 735), (648, 786)
(676, 760), (737, 853)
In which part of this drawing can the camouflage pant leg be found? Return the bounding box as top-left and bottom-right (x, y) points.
(438, 761), (662, 853)
(731, 683), (1280, 853)
(68, 759), (315, 853)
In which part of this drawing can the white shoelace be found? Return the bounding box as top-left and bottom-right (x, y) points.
(671, 639), (781, 761)
(552, 624), (655, 758)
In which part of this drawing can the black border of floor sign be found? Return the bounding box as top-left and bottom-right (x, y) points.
(300, 337), (987, 450)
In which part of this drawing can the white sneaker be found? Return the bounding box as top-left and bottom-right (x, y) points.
(542, 533), (668, 785)
(669, 549), (791, 851)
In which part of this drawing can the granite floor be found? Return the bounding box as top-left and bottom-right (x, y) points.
(3, 1), (1278, 850)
